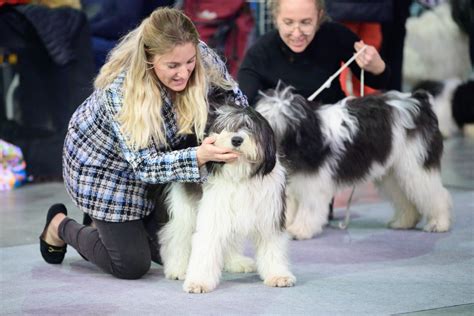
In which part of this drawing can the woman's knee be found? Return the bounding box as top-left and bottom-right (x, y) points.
(111, 254), (151, 280)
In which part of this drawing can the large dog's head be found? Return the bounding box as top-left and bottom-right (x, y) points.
(206, 104), (277, 179)
(255, 82), (318, 141)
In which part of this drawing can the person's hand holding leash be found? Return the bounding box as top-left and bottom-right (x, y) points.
(354, 40), (385, 75)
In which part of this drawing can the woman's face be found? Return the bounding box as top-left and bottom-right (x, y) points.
(152, 42), (197, 92)
(275, 0), (323, 53)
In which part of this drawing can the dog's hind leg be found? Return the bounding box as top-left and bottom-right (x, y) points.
(286, 174), (334, 239)
(396, 167), (452, 232)
(378, 173), (421, 230)
(223, 237), (256, 273)
(159, 183), (197, 280)
(254, 231), (296, 288)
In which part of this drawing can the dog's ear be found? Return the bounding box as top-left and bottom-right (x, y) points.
(260, 132), (277, 175)
(247, 107), (277, 176)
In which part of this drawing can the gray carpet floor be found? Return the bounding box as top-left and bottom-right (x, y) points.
(1, 137), (473, 315)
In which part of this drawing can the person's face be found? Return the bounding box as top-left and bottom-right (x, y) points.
(152, 42), (197, 92)
(275, 0), (322, 53)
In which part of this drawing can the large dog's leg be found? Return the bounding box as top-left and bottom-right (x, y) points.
(397, 169), (452, 232)
(285, 192), (299, 227)
(223, 236), (256, 273)
(286, 174), (334, 239)
(254, 231), (296, 287)
(159, 183), (197, 280)
(183, 189), (230, 293)
(394, 154), (452, 232)
(379, 173), (421, 229)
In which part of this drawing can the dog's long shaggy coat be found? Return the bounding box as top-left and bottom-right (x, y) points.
(159, 104), (295, 293)
(256, 85), (452, 240)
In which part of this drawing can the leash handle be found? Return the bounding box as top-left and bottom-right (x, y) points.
(308, 45), (367, 101)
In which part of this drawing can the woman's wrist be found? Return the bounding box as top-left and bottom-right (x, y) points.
(372, 61), (386, 76)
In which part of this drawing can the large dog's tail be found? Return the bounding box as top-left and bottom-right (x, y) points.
(406, 89), (444, 170)
(383, 91), (421, 130)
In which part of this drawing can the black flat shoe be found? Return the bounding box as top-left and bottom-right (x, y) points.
(39, 203), (68, 264)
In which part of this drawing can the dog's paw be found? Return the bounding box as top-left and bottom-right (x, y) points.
(264, 274), (296, 287)
(388, 219), (417, 230)
(286, 223), (320, 240)
(183, 281), (214, 294)
(164, 269), (186, 281)
(423, 219), (450, 232)
(224, 256), (256, 273)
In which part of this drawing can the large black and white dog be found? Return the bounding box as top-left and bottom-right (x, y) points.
(256, 85), (452, 240)
(158, 102), (295, 293)
(413, 79), (474, 138)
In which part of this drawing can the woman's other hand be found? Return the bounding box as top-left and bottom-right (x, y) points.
(196, 136), (240, 167)
(354, 40), (386, 75)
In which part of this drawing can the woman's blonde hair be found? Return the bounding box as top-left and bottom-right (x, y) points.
(95, 7), (232, 149)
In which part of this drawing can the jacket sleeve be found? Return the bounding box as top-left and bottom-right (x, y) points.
(103, 88), (203, 184)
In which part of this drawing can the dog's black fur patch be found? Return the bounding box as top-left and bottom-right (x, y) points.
(452, 80), (474, 128)
(410, 90), (443, 170)
(335, 95), (394, 183)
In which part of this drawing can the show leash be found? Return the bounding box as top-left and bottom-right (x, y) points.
(307, 45), (367, 101)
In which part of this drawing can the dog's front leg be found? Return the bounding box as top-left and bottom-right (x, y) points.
(223, 236), (256, 273)
(285, 192), (299, 227)
(286, 176), (333, 239)
(254, 231), (296, 287)
(159, 183), (197, 280)
(183, 190), (230, 293)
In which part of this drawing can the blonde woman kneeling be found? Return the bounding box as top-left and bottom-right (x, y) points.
(39, 7), (247, 279)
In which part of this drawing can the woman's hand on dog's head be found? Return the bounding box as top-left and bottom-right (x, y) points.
(196, 136), (240, 167)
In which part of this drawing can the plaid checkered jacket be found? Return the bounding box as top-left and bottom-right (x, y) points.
(63, 43), (248, 222)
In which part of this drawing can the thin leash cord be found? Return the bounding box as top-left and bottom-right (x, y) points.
(308, 45), (367, 101)
(339, 69), (364, 230)
(306, 46), (367, 229)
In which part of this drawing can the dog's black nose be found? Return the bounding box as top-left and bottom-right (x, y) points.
(231, 136), (244, 147)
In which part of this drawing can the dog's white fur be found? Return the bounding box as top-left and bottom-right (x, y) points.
(159, 107), (295, 293)
(403, 3), (472, 87)
(257, 86), (453, 240)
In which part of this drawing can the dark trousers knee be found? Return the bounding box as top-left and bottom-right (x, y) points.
(110, 255), (151, 280)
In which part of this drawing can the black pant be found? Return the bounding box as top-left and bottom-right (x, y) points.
(58, 213), (162, 280)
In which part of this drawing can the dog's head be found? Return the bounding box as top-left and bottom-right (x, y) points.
(206, 105), (277, 179)
(255, 81), (316, 141)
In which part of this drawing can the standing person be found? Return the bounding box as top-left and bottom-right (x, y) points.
(39, 7), (248, 279)
(237, 0), (390, 106)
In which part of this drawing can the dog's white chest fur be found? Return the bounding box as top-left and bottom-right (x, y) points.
(159, 157), (294, 293)
(200, 162), (286, 236)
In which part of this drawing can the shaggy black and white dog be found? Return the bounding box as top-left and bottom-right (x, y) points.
(413, 79), (474, 138)
(158, 103), (295, 293)
(256, 85), (452, 240)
